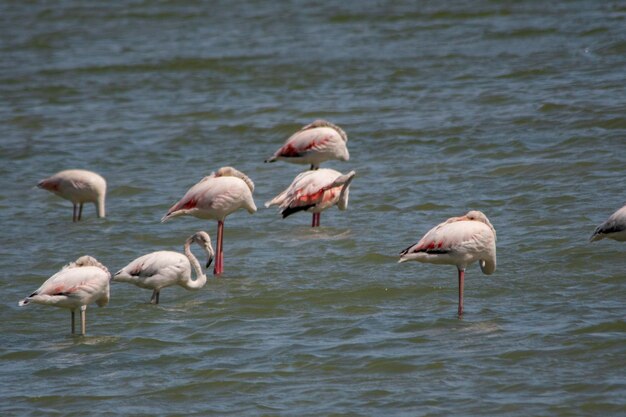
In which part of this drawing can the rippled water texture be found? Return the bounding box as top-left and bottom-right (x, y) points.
(1, 1), (625, 416)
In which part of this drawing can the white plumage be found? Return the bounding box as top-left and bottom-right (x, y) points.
(114, 231), (214, 304)
(265, 168), (356, 227)
(161, 167), (256, 275)
(265, 120), (349, 169)
(38, 169), (106, 222)
(18, 256), (111, 335)
(399, 210), (497, 316)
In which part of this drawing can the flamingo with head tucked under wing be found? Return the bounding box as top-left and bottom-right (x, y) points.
(265, 168), (356, 227)
(38, 169), (107, 222)
(265, 119), (349, 170)
(18, 255), (111, 335)
(114, 231), (214, 304)
(161, 167), (256, 276)
(399, 210), (497, 317)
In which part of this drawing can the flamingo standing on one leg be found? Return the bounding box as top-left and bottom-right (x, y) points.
(590, 204), (626, 242)
(265, 169), (356, 227)
(398, 210), (497, 317)
(265, 119), (349, 170)
(113, 231), (214, 303)
(161, 167), (256, 276)
(37, 169), (107, 222)
(18, 256), (111, 335)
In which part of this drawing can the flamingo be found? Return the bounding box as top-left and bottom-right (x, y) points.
(113, 231), (214, 303)
(38, 169), (107, 222)
(18, 255), (111, 335)
(265, 169), (356, 227)
(265, 119), (349, 170)
(590, 204), (626, 242)
(398, 210), (497, 317)
(161, 167), (256, 275)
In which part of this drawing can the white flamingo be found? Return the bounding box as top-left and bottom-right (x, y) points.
(265, 120), (349, 170)
(265, 168), (356, 227)
(38, 169), (107, 222)
(161, 167), (256, 275)
(590, 204), (626, 242)
(18, 256), (111, 335)
(399, 210), (497, 317)
(114, 231), (214, 304)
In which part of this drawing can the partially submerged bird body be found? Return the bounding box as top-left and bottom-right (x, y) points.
(265, 168), (356, 222)
(114, 231), (214, 303)
(590, 204), (626, 242)
(265, 120), (349, 169)
(399, 210), (496, 316)
(38, 169), (107, 221)
(18, 256), (110, 334)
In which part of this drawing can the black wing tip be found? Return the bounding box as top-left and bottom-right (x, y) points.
(281, 204), (316, 219)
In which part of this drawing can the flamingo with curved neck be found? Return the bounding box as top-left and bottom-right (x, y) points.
(114, 231), (214, 304)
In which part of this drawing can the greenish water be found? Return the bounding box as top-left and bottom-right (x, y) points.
(1, 1), (625, 416)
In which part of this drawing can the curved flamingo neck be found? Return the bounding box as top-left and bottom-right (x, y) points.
(96, 195), (106, 218)
(182, 239), (208, 289)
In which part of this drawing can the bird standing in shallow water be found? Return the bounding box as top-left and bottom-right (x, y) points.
(161, 167), (256, 276)
(265, 169), (356, 227)
(114, 231), (214, 304)
(37, 169), (107, 222)
(18, 256), (111, 335)
(590, 204), (626, 242)
(399, 210), (497, 317)
(265, 119), (349, 170)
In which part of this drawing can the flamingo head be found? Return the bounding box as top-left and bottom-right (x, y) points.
(189, 231), (215, 268)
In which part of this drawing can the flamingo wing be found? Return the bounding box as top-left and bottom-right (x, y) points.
(265, 169), (343, 217)
(163, 176), (256, 221)
(279, 128), (341, 157)
(114, 251), (190, 290)
(400, 220), (494, 262)
(20, 266), (110, 307)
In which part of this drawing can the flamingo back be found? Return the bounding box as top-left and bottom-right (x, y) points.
(400, 218), (496, 273)
(19, 265), (111, 309)
(163, 175), (257, 222)
(266, 120), (349, 166)
(265, 169), (348, 216)
(114, 251), (191, 290)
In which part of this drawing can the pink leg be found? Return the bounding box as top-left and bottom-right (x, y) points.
(214, 220), (224, 275)
(458, 268), (465, 317)
(312, 212), (321, 227)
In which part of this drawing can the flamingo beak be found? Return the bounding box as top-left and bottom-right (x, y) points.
(206, 257), (213, 268)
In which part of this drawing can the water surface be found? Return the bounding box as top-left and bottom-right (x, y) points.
(1, 1), (625, 416)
